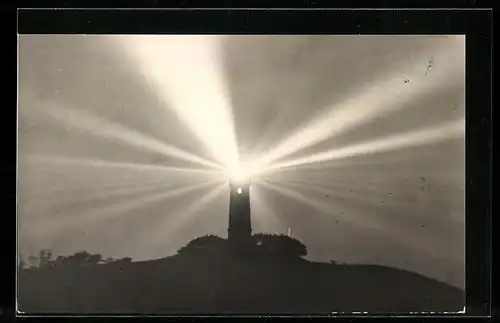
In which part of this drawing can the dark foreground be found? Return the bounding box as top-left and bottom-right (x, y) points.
(18, 249), (464, 314)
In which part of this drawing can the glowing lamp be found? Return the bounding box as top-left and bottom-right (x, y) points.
(226, 166), (250, 185)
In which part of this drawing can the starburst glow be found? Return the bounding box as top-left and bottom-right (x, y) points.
(18, 35), (465, 288)
(118, 36), (240, 172)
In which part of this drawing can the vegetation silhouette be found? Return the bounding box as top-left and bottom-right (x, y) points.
(18, 234), (464, 314)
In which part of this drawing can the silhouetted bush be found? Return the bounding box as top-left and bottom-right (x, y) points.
(109, 257), (132, 266)
(27, 254), (39, 268)
(21, 250), (132, 270)
(103, 257), (115, 264)
(48, 251), (102, 268)
(175, 233), (307, 259)
(39, 249), (53, 267)
(24, 249), (53, 268)
(177, 235), (226, 254)
(252, 233), (307, 258)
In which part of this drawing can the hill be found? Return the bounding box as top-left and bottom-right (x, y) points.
(18, 235), (464, 314)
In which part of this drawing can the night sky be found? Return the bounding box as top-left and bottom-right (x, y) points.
(17, 35), (465, 289)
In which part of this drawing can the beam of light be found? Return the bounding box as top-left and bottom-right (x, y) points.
(272, 178), (399, 205)
(272, 169), (464, 197)
(38, 179), (223, 236)
(264, 138), (464, 174)
(20, 154), (222, 176)
(18, 154), (221, 195)
(222, 159), (264, 187)
(259, 180), (407, 244)
(21, 178), (194, 215)
(118, 35), (240, 172)
(261, 180), (372, 231)
(253, 40), (465, 168)
(261, 180), (351, 220)
(30, 100), (222, 170)
(263, 118), (465, 172)
(260, 181), (435, 254)
(20, 176), (174, 209)
(250, 185), (287, 234)
(226, 165), (248, 183)
(17, 155), (221, 199)
(249, 36), (448, 158)
(18, 168), (174, 197)
(269, 177), (465, 256)
(271, 177), (345, 196)
(267, 178), (401, 217)
(148, 183), (227, 249)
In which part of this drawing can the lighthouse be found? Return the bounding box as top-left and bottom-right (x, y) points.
(227, 179), (252, 248)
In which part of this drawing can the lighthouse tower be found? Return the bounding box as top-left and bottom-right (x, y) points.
(228, 179), (252, 248)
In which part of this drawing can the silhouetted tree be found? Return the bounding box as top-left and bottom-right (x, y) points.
(58, 251), (106, 267)
(111, 257), (132, 266)
(103, 257), (115, 264)
(24, 250), (114, 269)
(51, 255), (67, 267)
(252, 233), (307, 258)
(27, 255), (39, 268)
(177, 235), (226, 254)
(39, 249), (53, 268)
(58, 251), (87, 266)
(87, 254), (103, 265)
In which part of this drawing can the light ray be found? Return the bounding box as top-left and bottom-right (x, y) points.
(264, 118), (465, 172)
(267, 167), (455, 191)
(260, 181), (434, 254)
(148, 183), (227, 248)
(31, 100), (222, 170)
(274, 178), (398, 203)
(38, 179), (223, 235)
(18, 168), (175, 196)
(262, 137), (464, 174)
(20, 154), (222, 176)
(18, 154), (223, 201)
(250, 185), (287, 234)
(118, 35), (240, 171)
(18, 154), (220, 194)
(266, 177), (464, 249)
(250, 36), (455, 157)
(261, 180), (352, 222)
(267, 178), (401, 215)
(21, 179), (186, 214)
(254, 39), (465, 168)
(20, 175), (170, 205)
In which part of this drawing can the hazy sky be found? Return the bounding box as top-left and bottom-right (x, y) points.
(17, 35), (465, 288)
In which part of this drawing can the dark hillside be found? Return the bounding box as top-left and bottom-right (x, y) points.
(18, 235), (464, 314)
